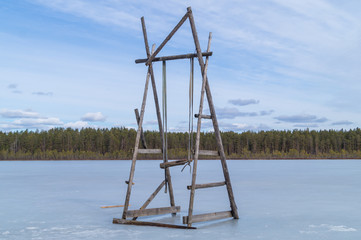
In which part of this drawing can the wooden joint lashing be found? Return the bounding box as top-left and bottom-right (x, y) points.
(194, 114), (212, 119)
(186, 181), (226, 190)
(125, 206), (180, 218)
(182, 211), (233, 224)
(136, 52), (212, 64)
(125, 181), (135, 185)
(198, 150), (219, 156)
(160, 159), (189, 169)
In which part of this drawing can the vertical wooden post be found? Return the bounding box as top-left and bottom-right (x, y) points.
(187, 6), (239, 221)
(141, 17), (176, 211)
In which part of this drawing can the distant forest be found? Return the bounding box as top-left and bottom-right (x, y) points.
(1, 127), (361, 160)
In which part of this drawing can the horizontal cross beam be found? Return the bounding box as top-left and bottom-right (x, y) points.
(135, 52), (212, 64)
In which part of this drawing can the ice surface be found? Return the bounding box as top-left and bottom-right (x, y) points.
(1, 160), (361, 239)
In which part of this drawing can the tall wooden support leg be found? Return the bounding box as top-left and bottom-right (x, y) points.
(141, 17), (176, 212)
(122, 54), (153, 219)
(186, 24), (212, 228)
(187, 6), (239, 223)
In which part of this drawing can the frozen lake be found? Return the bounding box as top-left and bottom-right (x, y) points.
(1, 160), (360, 239)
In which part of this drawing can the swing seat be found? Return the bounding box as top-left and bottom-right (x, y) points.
(160, 159), (189, 169)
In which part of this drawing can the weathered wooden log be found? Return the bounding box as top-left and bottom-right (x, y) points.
(188, 6), (239, 221)
(125, 206), (180, 218)
(186, 8), (213, 227)
(186, 181), (226, 190)
(113, 219), (196, 229)
(183, 211), (232, 224)
(141, 17), (176, 210)
(160, 159), (189, 169)
(137, 149), (162, 154)
(122, 45), (156, 219)
(194, 114), (212, 119)
(135, 52), (212, 64)
(198, 150), (219, 156)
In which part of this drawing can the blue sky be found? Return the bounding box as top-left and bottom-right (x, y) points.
(1, 0), (360, 132)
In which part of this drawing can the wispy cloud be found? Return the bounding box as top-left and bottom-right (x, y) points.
(7, 84), (17, 89)
(294, 124), (319, 128)
(332, 120), (353, 126)
(32, 91), (53, 96)
(0, 109), (40, 118)
(228, 98), (260, 106)
(260, 110), (274, 116)
(81, 112), (106, 122)
(33, 0), (139, 31)
(275, 114), (328, 123)
(217, 107), (258, 119)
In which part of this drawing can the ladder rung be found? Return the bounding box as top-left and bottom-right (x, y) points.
(194, 114), (212, 119)
(198, 150), (219, 156)
(183, 211), (233, 224)
(160, 160), (189, 169)
(137, 149), (162, 154)
(125, 206), (180, 218)
(187, 181), (226, 190)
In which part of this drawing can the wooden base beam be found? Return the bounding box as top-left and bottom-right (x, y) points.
(113, 218), (196, 229)
(183, 211), (232, 224)
(125, 206), (180, 218)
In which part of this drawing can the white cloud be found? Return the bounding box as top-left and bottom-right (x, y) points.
(64, 121), (89, 129)
(13, 117), (63, 126)
(81, 112), (106, 122)
(0, 109), (40, 119)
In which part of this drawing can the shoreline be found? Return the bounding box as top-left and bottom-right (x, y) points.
(1, 158), (360, 161)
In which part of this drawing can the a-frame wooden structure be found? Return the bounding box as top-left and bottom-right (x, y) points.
(113, 7), (239, 229)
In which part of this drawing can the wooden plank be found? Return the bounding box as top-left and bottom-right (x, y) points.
(137, 149), (162, 154)
(101, 205), (126, 208)
(183, 211), (232, 224)
(198, 150), (219, 156)
(187, 7), (239, 220)
(141, 17), (176, 211)
(113, 218), (196, 229)
(133, 180), (165, 220)
(194, 114), (212, 119)
(160, 159), (189, 169)
(125, 206), (180, 218)
(187, 9), (213, 225)
(186, 181), (226, 190)
(145, 12), (189, 65)
(134, 108), (147, 149)
(135, 52), (212, 64)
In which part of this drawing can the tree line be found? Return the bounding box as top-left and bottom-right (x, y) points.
(1, 127), (361, 160)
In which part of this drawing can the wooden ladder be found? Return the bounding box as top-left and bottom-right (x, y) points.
(113, 7), (239, 229)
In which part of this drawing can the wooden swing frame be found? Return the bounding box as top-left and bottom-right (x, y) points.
(113, 7), (239, 229)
